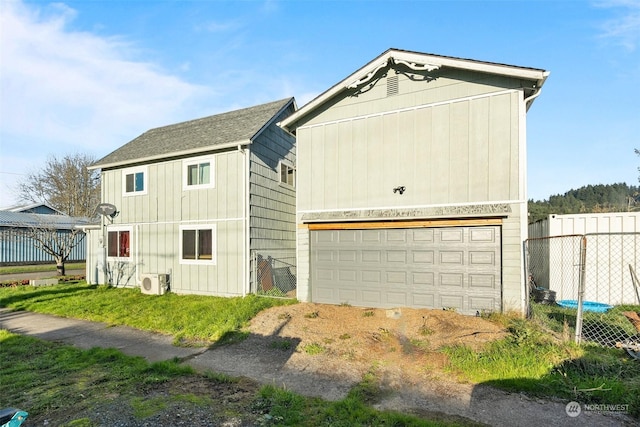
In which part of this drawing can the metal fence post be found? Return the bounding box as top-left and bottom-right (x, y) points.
(575, 235), (587, 345)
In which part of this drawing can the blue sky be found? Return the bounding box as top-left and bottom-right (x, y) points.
(1, 0), (639, 208)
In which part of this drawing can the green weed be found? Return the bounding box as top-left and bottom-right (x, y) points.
(302, 343), (325, 355)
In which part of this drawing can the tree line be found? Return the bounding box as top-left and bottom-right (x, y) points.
(528, 183), (640, 223)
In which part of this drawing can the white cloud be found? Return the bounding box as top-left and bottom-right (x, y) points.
(0, 0), (216, 206)
(595, 0), (640, 50)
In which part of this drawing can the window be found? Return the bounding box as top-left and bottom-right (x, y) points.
(183, 156), (215, 190)
(122, 166), (147, 196)
(107, 228), (131, 258)
(279, 161), (295, 187)
(180, 225), (216, 264)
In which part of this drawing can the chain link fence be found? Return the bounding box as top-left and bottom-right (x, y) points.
(525, 233), (640, 348)
(251, 250), (296, 298)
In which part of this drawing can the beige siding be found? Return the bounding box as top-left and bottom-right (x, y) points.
(302, 70), (523, 127)
(294, 67), (530, 314)
(99, 149), (245, 295)
(297, 91), (521, 213)
(248, 107), (297, 269)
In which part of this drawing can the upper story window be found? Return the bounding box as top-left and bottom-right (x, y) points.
(107, 227), (132, 259)
(122, 166), (147, 196)
(279, 161), (295, 187)
(183, 156), (215, 190)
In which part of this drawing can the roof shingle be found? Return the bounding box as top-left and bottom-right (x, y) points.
(92, 98), (294, 169)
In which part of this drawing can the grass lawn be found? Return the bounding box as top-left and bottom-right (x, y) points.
(0, 263), (86, 275)
(1, 282), (639, 422)
(0, 281), (295, 345)
(1, 330), (463, 426)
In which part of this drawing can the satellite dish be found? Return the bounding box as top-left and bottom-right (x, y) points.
(96, 203), (118, 218)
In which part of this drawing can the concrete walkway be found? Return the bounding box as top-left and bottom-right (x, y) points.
(0, 269), (85, 282)
(0, 308), (205, 363)
(0, 308), (634, 426)
(0, 307), (352, 401)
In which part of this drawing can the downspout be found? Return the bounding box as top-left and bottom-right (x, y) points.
(240, 144), (250, 297)
(519, 85), (542, 315)
(135, 224), (140, 285)
(523, 86), (542, 109)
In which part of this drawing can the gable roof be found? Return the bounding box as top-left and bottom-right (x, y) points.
(280, 48), (549, 132)
(91, 97), (295, 170)
(4, 203), (64, 215)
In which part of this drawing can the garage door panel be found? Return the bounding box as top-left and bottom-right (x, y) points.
(440, 273), (464, 287)
(386, 271), (407, 284)
(361, 290), (381, 304)
(386, 292), (407, 305)
(440, 295), (464, 310)
(470, 251), (495, 265)
(316, 250), (334, 262)
(412, 251), (434, 264)
(412, 293), (435, 307)
(362, 270), (382, 283)
(338, 250), (357, 262)
(339, 289), (358, 303)
(412, 228), (434, 241)
(440, 251), (463, 264)
(440, 229), (464, 242)
(387, 229), (408, 242)
(338, 230), (357, 243)
(387, 251), (407, 263)
(316, 268), (334, 281)
(470, 227), (496, 242)
(338, 269), (357, 282)
(362, 250), (382, 262)
(412, 272), (434, 285)
(311, 225), (501, 314)
(469, 274), (496, 288)
(468, 294), (500, 311)
(362, 229), (383, 242)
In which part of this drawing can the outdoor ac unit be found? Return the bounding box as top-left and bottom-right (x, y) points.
(140, 274), (168, 295)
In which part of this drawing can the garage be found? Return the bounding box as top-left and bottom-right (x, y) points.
(310, 222), (502, 315)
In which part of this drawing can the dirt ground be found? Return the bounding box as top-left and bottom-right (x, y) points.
(25, 303), (636, 426)
(234, 304), (633, 426)
(246, 303), (505, 389)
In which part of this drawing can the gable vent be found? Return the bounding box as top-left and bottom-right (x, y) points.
(387, 75), (399, 97)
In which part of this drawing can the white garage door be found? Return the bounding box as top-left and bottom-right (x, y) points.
(310, 225), (502, 315)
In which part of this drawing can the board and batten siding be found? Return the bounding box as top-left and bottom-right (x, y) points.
(293, 70), (530, 313)
(249, 106), (296, 259)
(96, 149), (245, 295)
(300, 69), (524, 128)
(297, 90), (521, 211)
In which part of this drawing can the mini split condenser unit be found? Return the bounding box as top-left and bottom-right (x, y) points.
(140, 274), (169, 295)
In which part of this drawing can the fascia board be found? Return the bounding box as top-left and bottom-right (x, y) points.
(280, 49), (549, 132)
(251, 98), (296, 141)
(89, 139), (252, 170)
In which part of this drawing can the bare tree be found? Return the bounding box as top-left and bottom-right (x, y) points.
(18, 153), (100, 217)
(12, 216), (86, 276)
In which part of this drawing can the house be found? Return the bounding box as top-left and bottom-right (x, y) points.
(528, 212), (640, 306)
(86, 98), (297, 295)
(0, 204), (89, 265)
(5, 202), (65, 215)
(279, 48), (549, 315)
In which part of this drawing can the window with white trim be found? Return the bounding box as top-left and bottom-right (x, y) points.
(279, 161), (295, 187)
(107, 227), (132, 259)
(183, 156), (215, 190)
(122, 166), (147, 196)
(180, 224), (216, 264)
